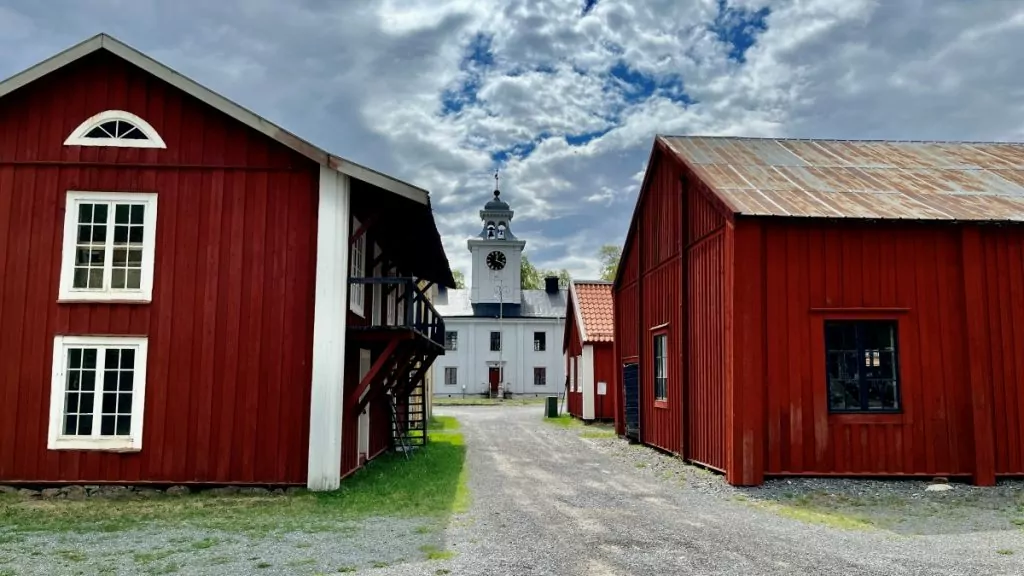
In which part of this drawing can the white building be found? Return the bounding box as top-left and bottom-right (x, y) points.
(432, 186), (567, 398)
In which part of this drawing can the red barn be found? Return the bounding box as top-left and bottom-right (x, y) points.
(563, 280), (615, 422)
(613, 135), (1024, 487)
(0, 34), (454, 491)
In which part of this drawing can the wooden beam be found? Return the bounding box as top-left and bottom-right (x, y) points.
(359, 345), (416, 412)
(961, 227), (996, 486)
(348, 339), (400, 405)
(349, 214), (379, 245)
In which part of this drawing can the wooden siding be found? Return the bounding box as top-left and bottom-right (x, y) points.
(592, 343), (616, 420)
(687, 230), (726, 470)
(735, 219), (977, 479)
(0, 50), (321, 484)
(977, 227), (1024, 476)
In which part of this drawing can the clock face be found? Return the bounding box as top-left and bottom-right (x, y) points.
(486, 250), (507, 271)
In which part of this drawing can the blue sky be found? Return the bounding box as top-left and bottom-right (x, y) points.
(1, 0), (1023, 280)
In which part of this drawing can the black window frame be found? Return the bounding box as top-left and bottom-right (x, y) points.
(534, 331), (546, 351)
(444, 367), (458, 386)
(490, 331), (501, 352)
(444, 331), (458, 351)
(533, 367), (546, 386)
(653, 332), (667, 401)
(824, 320), (901, 413)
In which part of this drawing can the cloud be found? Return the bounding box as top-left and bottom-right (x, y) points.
(1, 0), (1023, 283)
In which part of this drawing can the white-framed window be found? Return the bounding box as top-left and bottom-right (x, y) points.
(48, 335), (149, 451)
(64, 110), (166, 149)
(371, 244), (382, 326)
(445, 331), (458, 351)
(58, 191), (158, 303)
(349, 217), (366, 317)
(444, 367), (458, 386)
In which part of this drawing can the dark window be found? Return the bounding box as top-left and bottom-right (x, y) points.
(825, 321), (900, 412)
(653, 333), (667, 401)
(444, 331), (458, 351)
(444, 367), (457, 386)
(534, 367), (546, 386)
(490, 331), (501, 351)
(534, 331), (546, 351)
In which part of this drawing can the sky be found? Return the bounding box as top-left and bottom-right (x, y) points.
(1, 0), (1023, 281)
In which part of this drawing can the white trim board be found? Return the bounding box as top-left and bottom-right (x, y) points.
(0, 33), (429, 206)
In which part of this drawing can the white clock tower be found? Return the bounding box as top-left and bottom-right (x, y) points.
(468, 177), (525, 306)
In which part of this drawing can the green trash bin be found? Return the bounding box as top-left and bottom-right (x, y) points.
(545, 396), (558, 418)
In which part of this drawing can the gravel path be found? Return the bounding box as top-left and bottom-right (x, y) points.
(391, 405), (1024, 576)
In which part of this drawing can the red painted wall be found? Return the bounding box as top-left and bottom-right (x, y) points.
(591, 343), (616, 420)
(0, 51), (321, 484)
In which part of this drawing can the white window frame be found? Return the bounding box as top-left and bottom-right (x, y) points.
(64, 110), (167, 149)
(349, 217), (366, 317)
(444, 367), (458, 386)
(48, 335), (149, 451)
(58, 191), (158, 303)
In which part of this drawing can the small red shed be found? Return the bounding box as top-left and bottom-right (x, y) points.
(613, 135), (1024, 486)
(0, 34), (454, 491)
(563, 280), (616, 422)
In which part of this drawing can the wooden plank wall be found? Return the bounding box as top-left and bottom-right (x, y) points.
(0, 51), (319, 484)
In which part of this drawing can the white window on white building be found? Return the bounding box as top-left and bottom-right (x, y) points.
(445, 367), (458, 386)
(350, 217), (366, 317)
(534, 367), (547, 386)
(64, 110), (167, 149)
(445, 331), (458, 351)
(58, 191), (158, 303)
(48, 335), (149, 451)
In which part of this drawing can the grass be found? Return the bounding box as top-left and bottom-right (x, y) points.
(997, 549), (1014, 555)
(434, 396), (549, 406)
(337, 566), (357, 573)
(190, 537), (219, 550)
(739, 492), (875, 531)
(579, 428), (616, 439)
(420, 544), (456, 561)
(542, 414), (581, 428)
(0, 417), (469, 536)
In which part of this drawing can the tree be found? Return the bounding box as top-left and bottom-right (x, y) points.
(452, 269), (467, 289)
(540, 268), (571, 288)
(597, 244), (621, 282)
(521, 253), (542, 289)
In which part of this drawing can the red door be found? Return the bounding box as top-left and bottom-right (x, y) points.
(488, 367), (501, 395)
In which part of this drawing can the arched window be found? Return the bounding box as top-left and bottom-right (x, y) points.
(497, 222), (507, 239)
(486, 222), (496, 238)
(64, 110), (166, 149)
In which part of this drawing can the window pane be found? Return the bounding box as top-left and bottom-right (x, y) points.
(121, 348), (135, 369)
(114, 226), (129, 244)
(111, 269), (126, 289)
(78, 415), (93, 435)
(85, 126), (108, 139)
(63, 415), (78, 435)
(78, 204), (92, 224)
(79, 391), (94, 415)
(67, 370), (80, 391)
(98, 121), (119, 137)
(119, 371), (134, 391)
(91, 225), (106, 243)
(93, 204), (108, 224)
(130, 205), (144, 225)
(81, 369), (96, 392)
(88, 268), (104, 289)
(77, 225), (92, 243)
(118, 393), (132, 415)
(103, 370), (118, 392)
(75, 248), (92, 266)
(101, 415), (115, 436)
(105, 349), (119, 369)
(69, 349), (82, 369)
(126, 269), (141, 289)
(102, 392), (117, 414)
(64, 392), (79, 414)
(128, 226), (144, 243)
(82, 349), (97, 369)
(867, 379), (898, 410)
(121, 127), (147, 140)
(115, 415), (131, 436)
(115, 204), (130, 225)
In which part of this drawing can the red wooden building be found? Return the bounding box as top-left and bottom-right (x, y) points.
(563, 280), (615, 421)
(613, 135), (1024, 486)
(0, 34), (454, 491)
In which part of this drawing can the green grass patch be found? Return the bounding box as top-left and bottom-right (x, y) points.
(190, 537), (219, 550)
(428, 415), (460, 431)
(420, 544), (456, 561)
(543, 414), (581, 428)
(337, 566), (357, 573)
(255, 561), (272, 569)
(578, 428), (616, 439)
(134, 549), (178, 564)
(57, 549), (87, 562)
(0, 420), (469, 536)
(742, 493), (875, 531)
(997, 549), (1014, 555)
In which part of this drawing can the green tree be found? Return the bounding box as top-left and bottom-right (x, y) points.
(452, 269), (467, 289)
(598, 244), (622, 282)
(521, 253), (542, 289)
(540, 268), (571, 288)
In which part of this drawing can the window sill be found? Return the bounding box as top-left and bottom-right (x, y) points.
(48, 437), (141, 452)
(828, 412), (905, 425)
(654, 400), (669, 409)
(58, 292), (152, 304)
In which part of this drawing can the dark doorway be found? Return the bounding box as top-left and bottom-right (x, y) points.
(622, 363), (640, 441)
(488, 366), (501, 396)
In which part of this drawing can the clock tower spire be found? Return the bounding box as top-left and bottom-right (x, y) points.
(468, 173), (526, 307)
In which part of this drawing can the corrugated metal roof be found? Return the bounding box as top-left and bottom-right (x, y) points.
(433, 289), (567, 319)
(659, 136), (1024, 221)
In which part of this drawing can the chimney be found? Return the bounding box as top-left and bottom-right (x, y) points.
(544, 276), (559, 294)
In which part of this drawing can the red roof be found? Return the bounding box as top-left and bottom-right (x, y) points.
(572, 281), (614, 343)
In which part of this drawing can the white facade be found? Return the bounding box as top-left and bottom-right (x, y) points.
(435, 318), (564, 397)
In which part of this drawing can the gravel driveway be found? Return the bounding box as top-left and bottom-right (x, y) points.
(399, 405), (1024, 576)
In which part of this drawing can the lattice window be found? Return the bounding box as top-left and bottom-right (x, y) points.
(444, 367), (458, 386)
(653, 333), (667, 401)
(490, 331), (501, 352)
(825, 321), (900, 412)
(58, 191), (158, 303)
(534, 331), (546, 351)
(534, 367), (547, 386)
(64, 110), (166, 149)
(349, 217), (366, 317)
(48, 336), (148, 451)
(445, 331), (458, 351)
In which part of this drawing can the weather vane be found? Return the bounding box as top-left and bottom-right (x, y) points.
(493, 170), (500, 197)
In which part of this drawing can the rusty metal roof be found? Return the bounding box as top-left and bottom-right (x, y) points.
(658, 136), (1024, 221)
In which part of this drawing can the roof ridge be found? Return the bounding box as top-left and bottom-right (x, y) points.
(657, 135), (1024, 146)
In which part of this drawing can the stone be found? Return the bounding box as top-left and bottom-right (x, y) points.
(239, 487), (270, 495)
(166, 485), (190, 496)
(285, 487), (305, 496)
(206, 486), (240, 496)
(84, 485), (100, 495)
(136, 489), (163, 499)
(41, 488), (63, 499)
(17, 488), (39, 498)
(272, 488), (285, 496)
(64, 485), (87, 501)
(97, 486), (132, 498)
(0, 485), (19, 495)
(925, 483), (954, 492)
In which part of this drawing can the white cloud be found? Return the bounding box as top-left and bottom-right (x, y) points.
(2, 0), (1023, 281)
